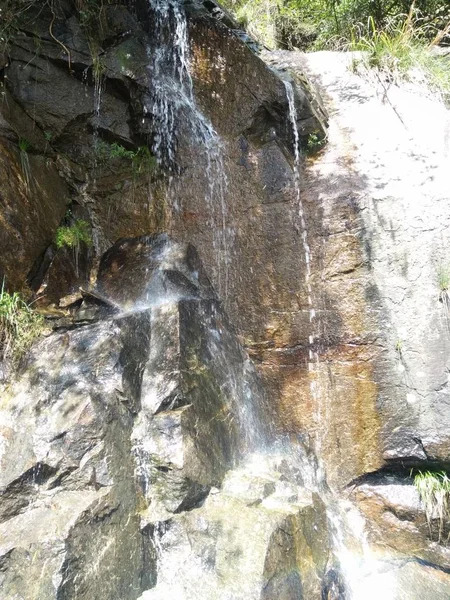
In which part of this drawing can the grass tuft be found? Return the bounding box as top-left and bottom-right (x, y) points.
(56, 219), (93, 250)
(0, 283), (44, 366)
(349, 12), (450, 101)
(414, 470), (450, 543)
(438, 266), (450, 320)
(18, 137), (32, 190)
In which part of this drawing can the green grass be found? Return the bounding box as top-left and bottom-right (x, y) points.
(438, 266), (450, 315)
(414, 470), (450, 543)
(56, 219), (93, 250)
(0, 284), (44, 365)
(349, 13), (450, 101)
(438, 266), (450, 292)
(18, 138), (32, 190)
(95, 141), (157, 177)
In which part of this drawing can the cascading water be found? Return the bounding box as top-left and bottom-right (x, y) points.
(146, 0), (233, 296)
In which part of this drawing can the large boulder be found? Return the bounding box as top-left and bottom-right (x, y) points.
(139, 460), (330, 600)
(0, 235), (293, 600)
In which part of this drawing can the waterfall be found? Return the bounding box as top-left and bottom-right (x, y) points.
(282, 80), (399, 600)
(327, 499), (399, 600)
(146, 0), (233, 296)
(284, 80), (326, 456)
(283, 80), (313, 319)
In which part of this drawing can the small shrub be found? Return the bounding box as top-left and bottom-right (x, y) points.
(108, 142), (136, 161)
(414, 470), (450, 543)
(0, 284), (44, 365)
(132, 145), (157, 176)
(56, 219), (93, 250)
(305, 132), (326, 155)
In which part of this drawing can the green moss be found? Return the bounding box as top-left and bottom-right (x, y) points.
(56, 219), (93, 250)
(0, 284), (45, 365)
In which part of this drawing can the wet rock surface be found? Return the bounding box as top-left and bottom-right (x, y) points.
(1, 0), (450, 596)
(1, 235), (314, 599)
(0, 0), (326, 306)
(139, 459), (330, 600)
(96, 233), (216, 310)
(262, 49), (450, 487)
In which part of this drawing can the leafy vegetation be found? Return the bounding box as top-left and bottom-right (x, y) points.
(0, 284), (44, 365)
(414, 470), (450, 543)
(349, 11), (450, 99)
(56, 219), (93, 250)
(222, 0), (450, 52)
(305, 132), (326, 155)
(96, 141), (157, 176)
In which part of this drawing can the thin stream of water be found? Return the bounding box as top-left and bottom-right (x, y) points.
(283, 79), (394, 600)
(147, 0), (233, 296)
(284, 79), (323, 427)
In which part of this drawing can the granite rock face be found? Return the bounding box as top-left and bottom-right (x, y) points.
(262, 49), (450, 486)
(1, 235), (316, 599)
(0, 0), (326, 305)
(2, 0), (450, 597)
(139, 461), (330, 600)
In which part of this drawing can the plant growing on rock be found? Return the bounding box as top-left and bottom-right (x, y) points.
(18, 137), (32, 190)
(349, 11), (450, 100)
(414, 470), (450, 543)
(438, 266), (450, 307)
(56, 218), (93, 250)
(131, 146), (157, 177)
(437, 266), (450, 332)
(56, 218), (93, 277)
(0, 283), (44, 365)
(96, 141), (157, 177)
(305, 132), (326, 155)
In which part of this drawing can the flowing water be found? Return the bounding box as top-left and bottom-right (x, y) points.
(146, 0), (233, 296)
(137, 13), (381, 600)
(135, 75), (379, 599)
(283, 80), (326, 455)
(283, 79), (387, 600)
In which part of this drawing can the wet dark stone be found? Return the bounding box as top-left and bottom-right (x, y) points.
(96, 233), (216, 310)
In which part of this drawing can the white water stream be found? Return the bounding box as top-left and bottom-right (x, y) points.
(283, 80), (325, 454)
(147, 0), (233, 296)
(283, 78), (393, 600)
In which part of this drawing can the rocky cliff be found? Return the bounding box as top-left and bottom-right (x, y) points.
(1, 0), (450, 598)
